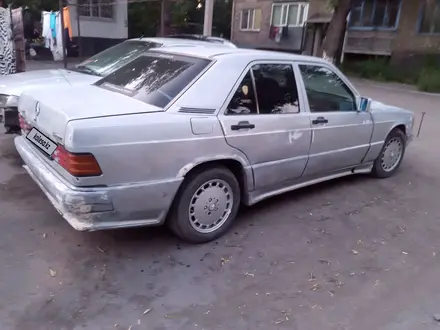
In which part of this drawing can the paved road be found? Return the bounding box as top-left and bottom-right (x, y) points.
(1, 80), (440, 330)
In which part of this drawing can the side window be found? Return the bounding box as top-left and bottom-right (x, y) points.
(226, 63), (300, 115)
(299, 65), (357, 112)
(226, 71), (258, 115)
(252, 63), (299, 114)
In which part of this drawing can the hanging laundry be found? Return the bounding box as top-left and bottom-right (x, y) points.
(11, 7), (26, 72)
(50, 12), (57, 39)
(0, 7), (16, 75)
(41, 11), (52, 48)
(52, 12), (64, 61)
(41, 10), (64, 61)
(63, 7), (72, 40)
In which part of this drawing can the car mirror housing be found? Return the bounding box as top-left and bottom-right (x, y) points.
(358, 97), (371, 112)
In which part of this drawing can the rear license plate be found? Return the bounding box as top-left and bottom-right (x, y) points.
(26, 128), (58, 156)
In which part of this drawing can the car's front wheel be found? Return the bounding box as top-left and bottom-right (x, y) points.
(168, 166), (241, 243)
(372, 128), (406, 178)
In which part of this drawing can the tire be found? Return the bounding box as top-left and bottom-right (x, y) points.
(168, 166), (241, 244)
(371, 128), (406, 178)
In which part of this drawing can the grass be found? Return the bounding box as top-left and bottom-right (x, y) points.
(340, 56), (440, 93)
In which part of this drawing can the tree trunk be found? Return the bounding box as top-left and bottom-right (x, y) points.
(321, 0), (352, 64)
(159, 0), (171, 37)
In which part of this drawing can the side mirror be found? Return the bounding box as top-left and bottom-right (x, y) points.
(359, 97), (371, 112)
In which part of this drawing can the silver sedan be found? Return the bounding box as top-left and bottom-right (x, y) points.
(15, 46), (414, 243)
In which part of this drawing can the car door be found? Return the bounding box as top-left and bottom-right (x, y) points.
(296, 62), (374, 177)
(218, 61), (312, 191)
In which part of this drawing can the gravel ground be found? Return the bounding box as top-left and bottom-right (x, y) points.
(1, 79), (440, 330)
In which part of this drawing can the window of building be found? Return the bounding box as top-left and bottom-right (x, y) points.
(299, 65), (357, 112)
(78, 0), (114, 19)
(348, 0), (401, 29)
(271, 3), (308, 27)
(226, 64), (300, 115)
(419, 0), (440, 34)
(240, 8), (262, 31)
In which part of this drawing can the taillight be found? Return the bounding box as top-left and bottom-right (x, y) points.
(52, 146), (102, 177)
(18, 113), (32, 133)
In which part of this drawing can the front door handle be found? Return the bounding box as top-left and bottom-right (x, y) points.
(231, 121), (255, 130)
(312, 116), (328, 125)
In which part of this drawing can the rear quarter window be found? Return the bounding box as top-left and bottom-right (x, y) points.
(95, 53), (211, 108)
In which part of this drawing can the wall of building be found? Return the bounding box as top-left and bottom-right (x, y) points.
(391, 0), (440, 65)
(232, 0), (328, 51)
(66, 2), (128, 56)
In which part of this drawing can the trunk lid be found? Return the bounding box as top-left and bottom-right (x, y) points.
(0, 69), (99, 97)
(19, 85), (162, 144)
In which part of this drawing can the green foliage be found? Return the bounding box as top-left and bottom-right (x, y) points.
(417, 68), (440, 93)
(341, 56), (440, 93)
(128, 0), (232, 38)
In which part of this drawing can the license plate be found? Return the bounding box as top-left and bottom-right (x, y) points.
(26, 128), (58, 156)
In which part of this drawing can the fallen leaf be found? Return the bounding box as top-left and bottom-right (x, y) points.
(245, 272), (255, 277)
(221, 257), (229, 265)
(402, 252), (408, 255)
(310, 283), (321, 291)
(352, 250), (359, 255)
(49, 269), (56, 277)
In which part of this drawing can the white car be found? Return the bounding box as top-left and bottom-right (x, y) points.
(15, 46), (414, 243)
(0, 37), (237, 133)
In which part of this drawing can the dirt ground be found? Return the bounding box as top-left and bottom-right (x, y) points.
(1, 79), (440, 330)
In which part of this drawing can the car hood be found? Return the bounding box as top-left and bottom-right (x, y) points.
(0, 69), (99, 101)
(370, 100), (413, 115)
(19, 85), (162, 143)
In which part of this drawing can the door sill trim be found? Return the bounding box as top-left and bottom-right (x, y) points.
(247, 163), (373, 205)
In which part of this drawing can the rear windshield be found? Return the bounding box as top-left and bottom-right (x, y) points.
(75, 41), (161, 77)
(95, 53), (211, 108)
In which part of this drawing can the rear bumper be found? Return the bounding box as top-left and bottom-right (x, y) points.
(15, 136), (183, 231)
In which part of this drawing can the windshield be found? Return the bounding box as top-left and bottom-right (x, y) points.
(95, 52), (211, 108)
(74, 41), (161, 77)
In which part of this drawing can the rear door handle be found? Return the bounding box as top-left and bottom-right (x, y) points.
(231, 121), (255, 130)
(312, 117), (328, 125)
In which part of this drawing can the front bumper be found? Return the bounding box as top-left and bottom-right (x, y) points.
(15, 136), (183, 231)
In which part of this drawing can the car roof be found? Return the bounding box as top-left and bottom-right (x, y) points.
(152, 46), (329, 64)
(126, 37), (234, 48)
(167, 34), (236, 45)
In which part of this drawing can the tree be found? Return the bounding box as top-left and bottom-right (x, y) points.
(321, 0), (353, 63)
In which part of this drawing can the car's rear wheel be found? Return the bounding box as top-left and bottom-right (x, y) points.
(372, 128), (406, 178)
(168, 166), (241, 243)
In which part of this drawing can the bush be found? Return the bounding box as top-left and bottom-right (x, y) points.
(341, 56), (440, 92)
(341, 58), (412, 82)
(417, 68), (440, 93)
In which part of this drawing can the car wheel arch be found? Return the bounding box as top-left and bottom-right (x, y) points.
(391, 123), (406, 135)
(176, 157), (254, 202)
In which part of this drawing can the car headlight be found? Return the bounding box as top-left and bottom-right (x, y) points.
(0, 94), (19, 107)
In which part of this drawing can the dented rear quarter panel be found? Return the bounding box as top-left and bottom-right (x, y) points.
(64, 111), (253, 190)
